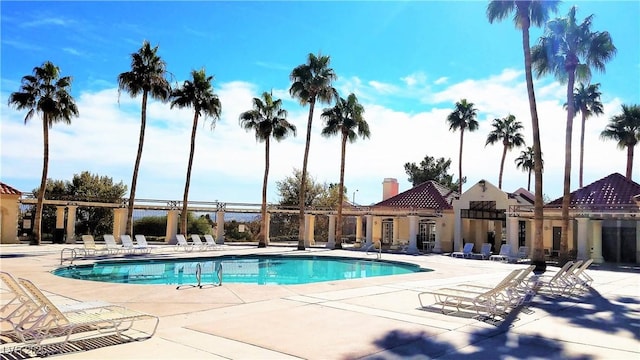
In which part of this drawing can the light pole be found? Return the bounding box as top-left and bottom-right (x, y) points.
(352, 189), (358, 205)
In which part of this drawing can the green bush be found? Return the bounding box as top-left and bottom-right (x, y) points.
(134, 216), (167, 236)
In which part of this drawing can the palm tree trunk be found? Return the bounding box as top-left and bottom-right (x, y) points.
(335, 133), (348, 250)
(527, 168), (532, 192)
(626, 145), (634, 180)
(181, 112), (199, 235)
(560, 69), (577, 265)
(498, 143), (508, 189)
(259, 137), (270, 248)
(126, 90), (148, 236)
(579, 112), (587, 187)
(298, 99), (316, 250)
(520, 14), (545, 269)
(33, 113), (50, 245)
(458, 130), (464, 195)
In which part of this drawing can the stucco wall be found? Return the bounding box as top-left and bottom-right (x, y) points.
(0, 194), (20, 244)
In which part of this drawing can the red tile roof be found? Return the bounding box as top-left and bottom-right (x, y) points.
(0, 182), (22, 196)
(545, 173), (640, 210)
(373, 180), (458, 210)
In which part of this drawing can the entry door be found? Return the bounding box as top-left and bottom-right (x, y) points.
(552, 226), (562, 255)
(381, 220), (393, 245)
(418, 222), (430, 251)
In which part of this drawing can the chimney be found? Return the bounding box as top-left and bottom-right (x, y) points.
(382, 178), (399, 200)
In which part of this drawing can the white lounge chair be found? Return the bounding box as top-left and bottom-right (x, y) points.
(120, 234), (150, 254)
(175, 234), (195, 252)
(509, 246), (530, 263)
(103, 234), (126, 255)
(191, 234), (211, 251)
(471, 243), (493, 260)
(535, 261), (581, 296)
(15, 277), (158, 355)
(451, 243), (474, 258)
(203, 234), (221, 249)
(81, 235), (112, 256)
(490, 244), (511, 262)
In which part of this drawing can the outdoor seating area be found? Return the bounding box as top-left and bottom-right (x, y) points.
(1, 243), (636, 359)
(0, 271), (158, 357)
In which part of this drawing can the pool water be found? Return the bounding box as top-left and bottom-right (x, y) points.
(53, 255), (427, 285)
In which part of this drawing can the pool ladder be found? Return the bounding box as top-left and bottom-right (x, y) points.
(365, 243), (382, 260)
(176, 261), (223, 290)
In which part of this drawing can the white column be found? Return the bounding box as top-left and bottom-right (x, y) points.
(304, 214), (315, 246)
(407, 215), (419, 254)
(327, 214), (336, 248)
(453, 207), (463, 252)
(355, 216), (363, 243)
(216, 211), (225, 244)
(507, 216), (519, 257)
(65, 206), (78, 244)
(591, 220), (604, 263)
(433, 217), (443, 253)
(166, 210), (179, 244)
(365, 215), (373, 249)
(55, 206), (65, 229)
(576, 217), (590, 260)
(264, 212), (271, 246)
(392, 217), (399, 244)
(111, 208), (126, 242)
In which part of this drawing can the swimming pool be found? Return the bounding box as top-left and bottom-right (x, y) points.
(53, 255), (427, 285)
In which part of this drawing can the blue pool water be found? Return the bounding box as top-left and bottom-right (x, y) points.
(53, 255), (427, 285)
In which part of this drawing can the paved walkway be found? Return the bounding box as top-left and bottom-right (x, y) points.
(1, 243), (638, 359)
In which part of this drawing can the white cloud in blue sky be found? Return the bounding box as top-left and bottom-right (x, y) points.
(1, 1), (638, 206)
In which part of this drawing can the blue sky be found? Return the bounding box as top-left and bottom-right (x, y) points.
(2, 1), (639, 206)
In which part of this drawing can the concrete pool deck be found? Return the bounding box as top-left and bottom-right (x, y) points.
(1, 243), (639, 359)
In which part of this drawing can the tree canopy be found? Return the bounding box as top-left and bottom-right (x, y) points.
(404, 155), (461, 192)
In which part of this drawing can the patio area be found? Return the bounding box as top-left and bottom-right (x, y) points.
(1, 243), (639, 359)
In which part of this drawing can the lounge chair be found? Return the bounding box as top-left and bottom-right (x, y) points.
(191, 234), (211, 251)
(451, 243), (474, 258)
(471, 243), (493, 260)
(418, 276), (513, 318)
(103, 234), (127, 255)
(175, 234), (195, 252)
(509, 246), (530, 263)
(490, 244), (511, 262)
(14, 277), (158, 355)
(120, 234), (150, 254)
(565, 258), (594, 293)
(81, 235), (112, 256)
(203, 234), (222, 249)
(535, 260), (581, 296)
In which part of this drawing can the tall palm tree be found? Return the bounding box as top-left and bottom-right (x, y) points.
(320, 93), (370, 249)
(446, 99), (479, 195)
(485, 114), (526, 189)
(170, 68), (221, 237)
(8, 61), (79, 245)
(289, 53), (338, 250)
(487, 0), (559, 269)
(514, 146), (544, 192)
(240, 91), (296, 248)
(532, 6), (616, 263)
(600, 104), (640, 180)
(570, 82), (604, 188)
(118, 41), (171, 236)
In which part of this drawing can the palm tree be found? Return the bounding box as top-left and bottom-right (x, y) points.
(600, 104), (640, 180)
(320, 93), (370, 249)
(487, 0), (559, 269)
(485, 114), (526, 189)
(446, 99), (479, 195)
(8, 61), (79, 245)
(514, 146), (544, 192)
(289, 53), (338, 250)
(240, 91), (296, 248)
(570, 83), (604, 187)
(532, 6), (616, 263)
(170, 68), (222, 237)
(118, 41), (171, 236)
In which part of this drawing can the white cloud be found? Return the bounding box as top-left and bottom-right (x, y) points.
(2, 69), (636, 206)
(401, 72), (427, 87)
(434, 77), (448, 85)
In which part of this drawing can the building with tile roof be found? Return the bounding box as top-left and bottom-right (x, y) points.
(1, 182), (22, 243)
